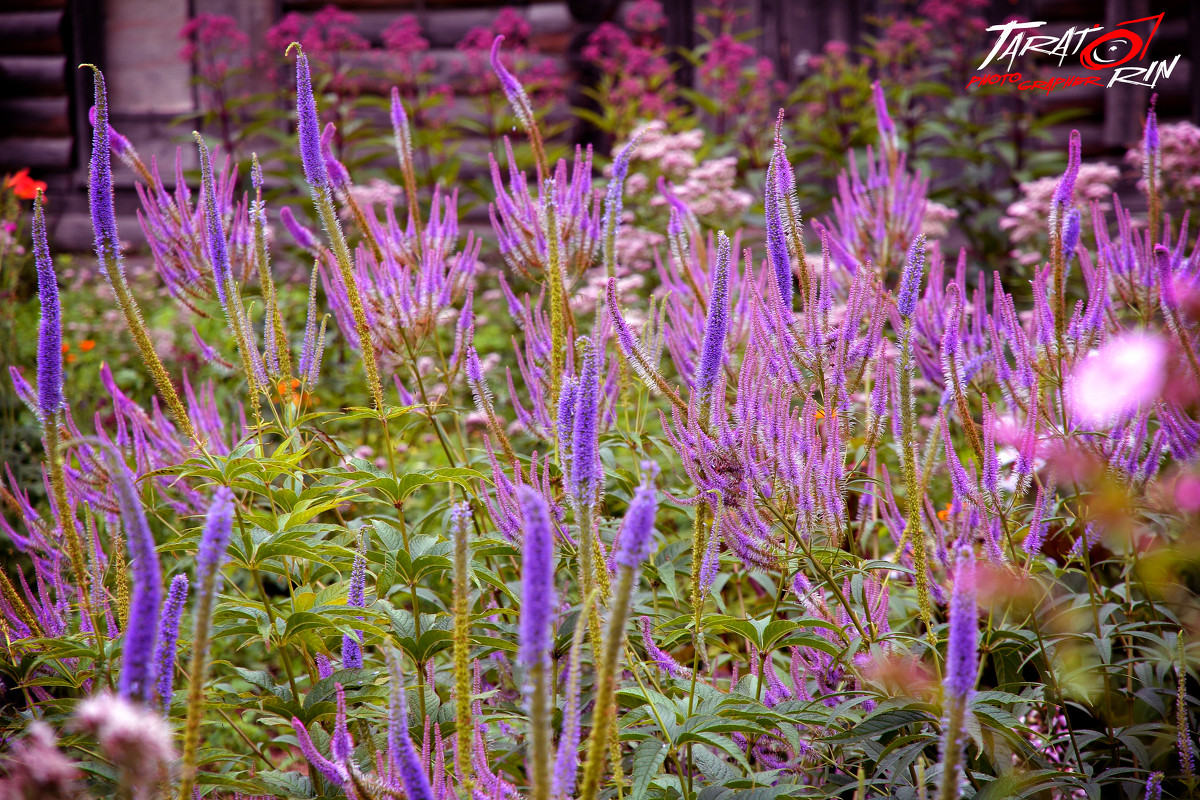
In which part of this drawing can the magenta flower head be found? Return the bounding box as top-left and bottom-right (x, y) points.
(289, 45), (329, 190)
(153, 574), (189, 709)
(32, 192), (63, 425)
(85, 66), (122, 278)
(194, 133), (232, 310)
(385, 650), (435, 800)
(1069, 331), (1167, 427)
(614, 472), (659, 570)
(896, 235), (926, 318)
(944, 545), (978, 701)
(1052, 129), (1082, 210)
(517, 485), (555, 672)
(102, 446), (162, 703)
(694, 231), (731, 410)
(872, 80), (895, 140)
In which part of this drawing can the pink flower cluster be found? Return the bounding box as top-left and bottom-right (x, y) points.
(583, 1), (676, 127)
(1126, 121), (1200, 208)
(999, 163), (1120, 265)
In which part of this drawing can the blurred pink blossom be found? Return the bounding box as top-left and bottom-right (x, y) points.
(1070, 332), (1167, 427)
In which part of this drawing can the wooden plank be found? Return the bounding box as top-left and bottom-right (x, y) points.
(0, 55), (66, 96)
(0, 11), (63, 54)
(0, 136), (72, 169)
(0, 96), (69, 136)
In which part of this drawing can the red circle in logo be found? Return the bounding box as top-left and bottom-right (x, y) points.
(1080, 29), (1143, 70)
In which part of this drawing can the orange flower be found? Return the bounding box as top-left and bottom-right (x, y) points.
(937, 502), (954, 521)
(79, 339), (96, 352)
(66, 353), (77, 364)
(4, 169), (47, 201)
(815, 408), (839, 420)
(61, 342), (70, 353)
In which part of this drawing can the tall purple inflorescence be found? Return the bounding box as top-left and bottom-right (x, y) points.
(694, 232), (731, 413)
(944, 546), (978, 700)
(896, 235), (925, 319)
(194, 134), (233, 310)
(197, 487), (235, 595)
(569, 338), (602, 510)
(153, 574), (188, 710)
(386, 650), (435, 800)
(86, 68), (121, 277)
(32, 193), (63, 425)
(517, 485), (555, 671)
(342, 536), (367, 669)
(104, 447), (162, 703)
(292, 48), (329, 191)
(614, 477), (659, 570)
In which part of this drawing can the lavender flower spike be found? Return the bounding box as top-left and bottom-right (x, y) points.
(194, 133), (233, 310)
(764, 155), (792, 310)
(153, 574), (188, 709)
(615, 475), (659, 570)
(385, 649), (436, 800)
(1052, 129), (1082, 211)
(517, 485), (556, 671)
(84, 67), (121, 276)
(944, 546), (978, 701)
(103, 446), (162, 703)
(490, 35), (534, 132)
(896, 235), (926, 318)
(288, 45), (329, 190)
(569, 338), (602, 510)
(872, 81), (896, 140)
(279, 206), (319, 250)
(938, 545), (977, 800)
(342, 537), (367, 669)
(197, 487), (235, 593)
(694, 232), (731, 414)
(32, 192), (63, 425)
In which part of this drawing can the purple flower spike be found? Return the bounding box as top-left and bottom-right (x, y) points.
(614, 476), (659, 570)
(88, 105), (132, 159)
(86, 67), (121, 277)
(197, 488), (235, 595)
(765, 152), (792, 310)
(1144, 94), (1159, 155)
(896, 235), (926, 318)
(331, 683), (353, 762)
(153, 574), (188, 709)
(1144, 772), (1164, 800)
(291, 717), (348, 787)
(694, 232), (731, 411)
(316, 653), (334, 680)
(279, 206), (319, 250)
(490, 36), (534, 130)
(640, 617), (691, 679)
(872, 81), (895, 139)
(944, 545), (978, 701)
(341, 538), (367, 670)
(291, 47), (329, 190)
(103, 447), (162, 703)
(1062, 208), (1081, 263)
(517, 485), (555, 671)
(386, 651), (435, 800)
(32, 193), (63, 425)
(569, 338), (602, 509)
(194, 134), (232, 310)
(1052, 130), (1082, 210)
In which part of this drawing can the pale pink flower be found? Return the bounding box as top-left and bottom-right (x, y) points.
(1069, 332), (1167, 427)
